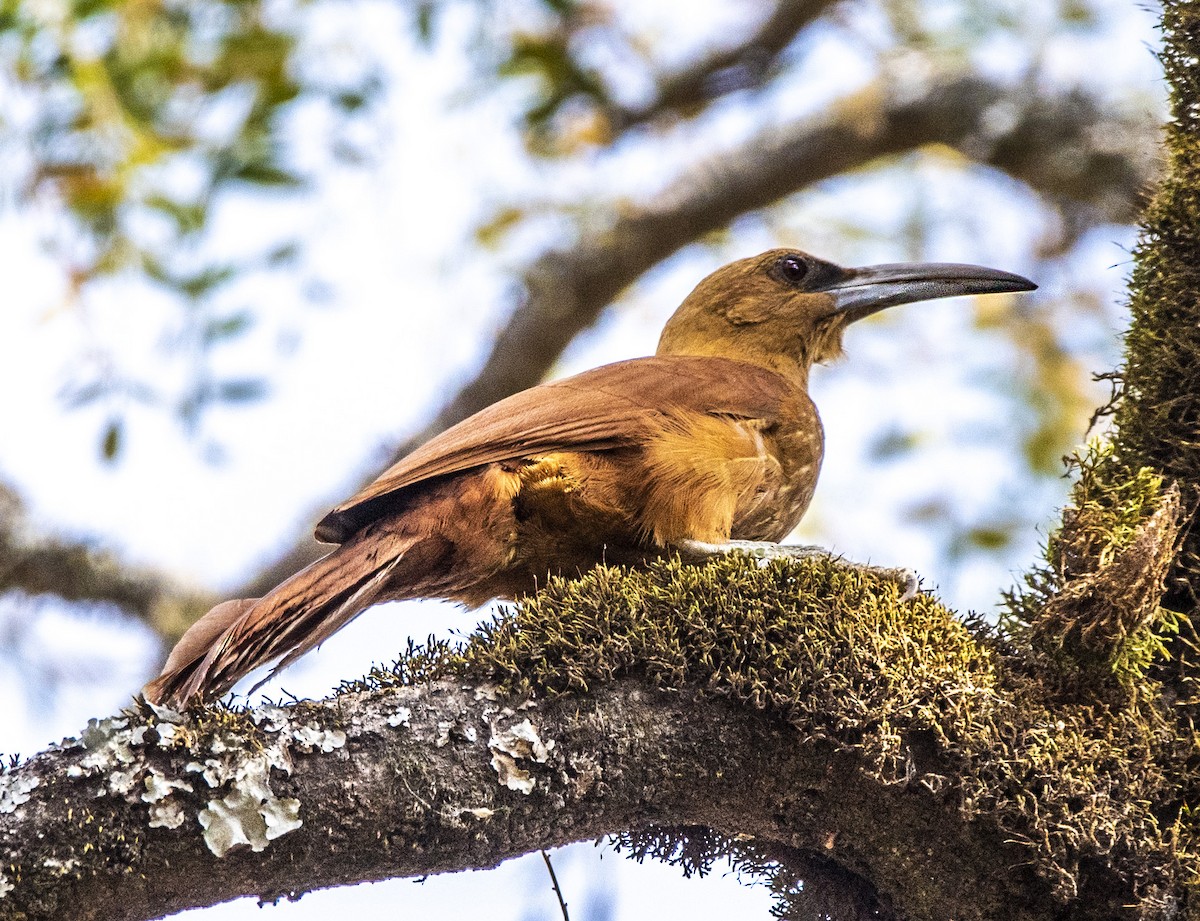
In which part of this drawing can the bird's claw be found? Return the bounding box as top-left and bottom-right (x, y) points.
(868, 566), (921, 602)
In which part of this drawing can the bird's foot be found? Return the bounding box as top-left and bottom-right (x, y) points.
(675, 538), (827, 561)
(674, 539), (921, 602)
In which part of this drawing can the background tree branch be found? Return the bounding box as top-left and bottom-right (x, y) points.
(609, 0), (841, 129)
(0, 482), (213, 642)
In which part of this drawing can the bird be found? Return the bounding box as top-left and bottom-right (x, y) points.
(144, 248), (1035, 707)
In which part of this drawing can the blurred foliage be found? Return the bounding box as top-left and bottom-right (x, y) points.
(972, 292), (1098, 477)
(0, 0), (379, 457)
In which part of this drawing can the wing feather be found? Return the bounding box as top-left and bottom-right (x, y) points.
(315, 355), (795, 543)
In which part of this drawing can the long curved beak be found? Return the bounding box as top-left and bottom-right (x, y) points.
(824, 262), (1037, 323)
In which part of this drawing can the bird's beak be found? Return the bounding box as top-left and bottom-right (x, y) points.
(824, 262), (1037, 324)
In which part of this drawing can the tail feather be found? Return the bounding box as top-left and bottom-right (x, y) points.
(249, 551), (407, 692)
(144, 531), (424, 708)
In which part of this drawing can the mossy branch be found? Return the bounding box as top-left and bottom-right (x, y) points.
(2, 556), (1192, 920)
(1074, 3), (1200, 698)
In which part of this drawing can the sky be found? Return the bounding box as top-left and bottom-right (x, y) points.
(0, 0), (1166, 918)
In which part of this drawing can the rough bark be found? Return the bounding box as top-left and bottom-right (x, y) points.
(0, 676), (1057, 921)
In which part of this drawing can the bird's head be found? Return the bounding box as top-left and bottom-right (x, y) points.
(657, 248), (1036, 382)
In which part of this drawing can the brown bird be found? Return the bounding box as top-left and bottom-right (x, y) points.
(145, 249), (1035, 707)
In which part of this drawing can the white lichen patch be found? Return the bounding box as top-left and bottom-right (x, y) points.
(42, 856), (79, 875)
(436, 718), (479, 748)
(250, 706), (291, 733)
(61, 710), (205, 831)
(197, 751), (302, 857)
(144, 700), (185, 724)
(489, 719), (552, 762)
(291, 724), (346, 753)
(488, 719), (554, 795)
(78, 716), (138, 772)
(149, 799), (187, 830)
(48, 701), (348, 859)
(490, 752), (533, 793)
(387, 706), (412, 728)
(106, 768), (140, 797)
(0, 772), (39, 813)
(0, 872), (12, 897)
(261, 797), (303, 840)
(186, 709), (352, 856)
(198, 791), (264, 856)
(186, 759), (228, 788)
(143, 768), (193, 803)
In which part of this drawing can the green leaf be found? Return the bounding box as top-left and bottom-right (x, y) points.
(265, 242), (299, 266)
(231, 162), (303, 187)
(202, 311), (254, 344)
(101, 417), (122, 461)
(335, 90), (368, 112)
(964, 526), (1013, 551)
(415, 2), (436, 44)
(146, 195), (207, 235)
(177, 265), (237, 300)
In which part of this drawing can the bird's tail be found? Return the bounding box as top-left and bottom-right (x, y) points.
(143, 529), (429, 708)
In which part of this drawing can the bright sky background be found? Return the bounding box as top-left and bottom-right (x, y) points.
(0, 0), (1166, 917)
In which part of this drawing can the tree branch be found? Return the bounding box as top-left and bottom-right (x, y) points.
(2, 555), (1190, 920)
(610, 0), (840, 130)
(0, 679), (1055, 921)
(240, 72), (1157, 599)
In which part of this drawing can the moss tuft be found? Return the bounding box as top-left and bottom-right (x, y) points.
(1004, 442), (1183, 687)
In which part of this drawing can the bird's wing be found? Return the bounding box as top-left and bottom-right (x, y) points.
(315, 355), (796, 543)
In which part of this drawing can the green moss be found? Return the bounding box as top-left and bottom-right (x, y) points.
(1081, 3), (1200, 699)
(989, 6), (1200, 910)
(349, 552), (1196, 915)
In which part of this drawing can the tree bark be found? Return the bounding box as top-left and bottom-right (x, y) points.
(0, 649), (1063, 921)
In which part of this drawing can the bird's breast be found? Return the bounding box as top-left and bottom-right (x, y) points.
(728, 411), (824, 542)
(635, 395), (823, 546)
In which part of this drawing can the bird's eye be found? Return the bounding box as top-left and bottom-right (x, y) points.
(777, 254), (809, 286)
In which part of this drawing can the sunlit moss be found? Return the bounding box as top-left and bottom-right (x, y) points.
(1004, 441), (1182, 688)
(1084, 2), (1200, 700)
